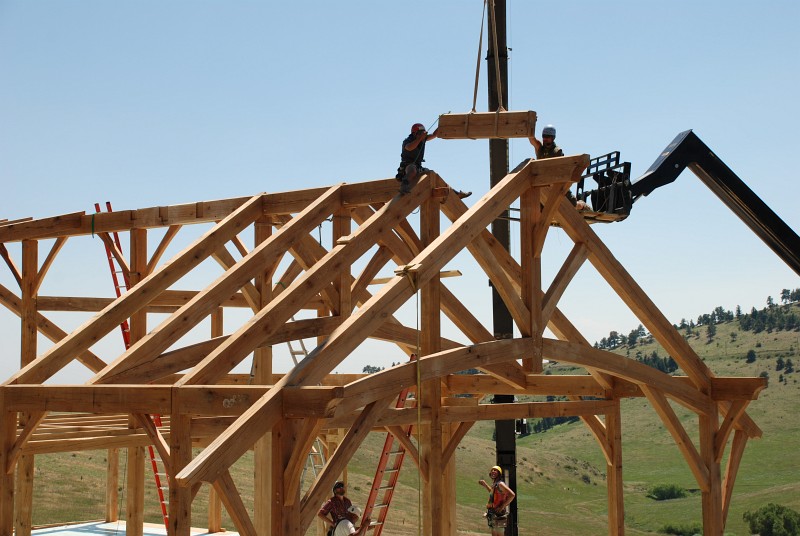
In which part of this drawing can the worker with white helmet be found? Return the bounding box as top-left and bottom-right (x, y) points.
(529, 124), (563, 159)
(528, 124), (587, 209)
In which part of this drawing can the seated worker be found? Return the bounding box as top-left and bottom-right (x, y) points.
(396, 122), (471, 199)
(317, 481), (370, 536)
(529, 124), (587, 210)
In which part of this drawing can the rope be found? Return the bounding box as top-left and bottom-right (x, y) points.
(471, 0), (487, 112)
(415, 287), (422, 536)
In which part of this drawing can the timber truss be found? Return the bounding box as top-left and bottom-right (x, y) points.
(0, 156), (766, 536)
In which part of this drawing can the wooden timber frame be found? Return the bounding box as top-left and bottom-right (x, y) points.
(0, 157), (767, 536)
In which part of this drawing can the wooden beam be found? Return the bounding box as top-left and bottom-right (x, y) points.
(520, 185), (539, 372)
(441, 400), (615, 422)
(0, 397), (15, 535)
(386, 425), (421, 472)
(700, 406), (723, 534)
(0, 211), (83, 242)
(146, 224), (181, 275)
(541, 242), (588, 325)
(605, 400), (624, 536)
(5, 412), (45, 475)
(34, 237), (67, 294)
(721, 429), (747, 530)
(543, 338), (713, 415)
(168, 412), (192, 536)
(436, 110), (536, 140)
(212, 470), (257, 536)
(211, 245), (262, 312)
(35, 290), (251, 312)
(105, 448), (119, 522)
(0, 283), (107, 375)
(97, 232), (131, 283)
(2, 385), (172, 414)
(640, 385), (709, 492)
(334, 339), (535, 419)
(133, 413), (171, 476)
(445, 373), (607, 397)
(714, 400), (748, 463)
(0, 244), (21, 288)
(103, 316), (343, 385)
(442, 421), (474, 466)
(282, 419), (323, 507)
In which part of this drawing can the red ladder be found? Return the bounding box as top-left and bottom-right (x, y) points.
(95, 202), (170, 528)
(362, 356), (417, 535)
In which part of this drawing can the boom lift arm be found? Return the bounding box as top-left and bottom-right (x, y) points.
(579, 130), (800, 275)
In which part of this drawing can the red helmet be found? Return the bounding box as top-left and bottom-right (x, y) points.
(411, 123), (425, 133)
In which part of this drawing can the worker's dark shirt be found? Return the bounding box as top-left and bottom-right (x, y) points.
(537, 143), (563, 159)
(537, 143), (576, 204)
(400, 133), (426, 166)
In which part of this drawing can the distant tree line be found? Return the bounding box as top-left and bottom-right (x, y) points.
(737, 290), (800, 333)
(633, 350), (678, 374)
(591, 288), (800, 372)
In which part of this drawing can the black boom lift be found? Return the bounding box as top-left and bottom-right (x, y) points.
(577, 129), (800, 275)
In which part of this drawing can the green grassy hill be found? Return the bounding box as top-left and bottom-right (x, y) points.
(27, 303), (800, 535)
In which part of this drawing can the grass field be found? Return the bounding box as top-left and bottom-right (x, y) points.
(25, 303), (800, 535)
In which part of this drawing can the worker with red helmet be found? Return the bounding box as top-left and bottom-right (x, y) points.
(396, 122), (471, 199)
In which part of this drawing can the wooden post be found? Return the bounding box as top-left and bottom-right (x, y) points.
(126, 228), (147, 536)
(605, 399), (624, 536)
(106, 448), (120, 522)
(204, 307), (225, 534)
(253, 217), (274, 535)
(420, 190), (444, 536)
(126, 441), (146, 535)
(520, 187), (543, 372)
(14, 240), (38, 536)
(0, 395), (15, 536)
(207, 486), (222, 533)
(169, 410), (192, 536)
(700, 408), (723, 536)
(270, 419), (285, 535)
(333, 208), (352, 318)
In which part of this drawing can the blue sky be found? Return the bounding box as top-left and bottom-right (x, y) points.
(1, 1), (798, 381)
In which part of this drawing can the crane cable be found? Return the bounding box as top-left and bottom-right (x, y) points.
(488, 0), (506, 111)
(471, 0), (487, 112)
(473, 0), (506, 113)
